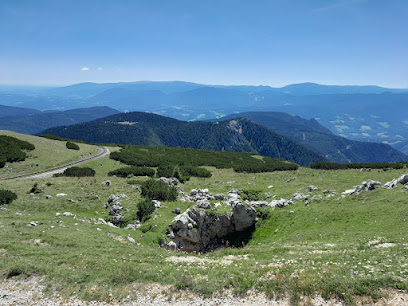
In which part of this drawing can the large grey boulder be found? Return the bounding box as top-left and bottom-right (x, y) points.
(109, 202), (123, 215)
(231, 203), (256, 232)
(167, 203), (256, 253)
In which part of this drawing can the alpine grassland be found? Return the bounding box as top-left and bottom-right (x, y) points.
(0, 131), (102, 179)
(0, 133), (407, 304)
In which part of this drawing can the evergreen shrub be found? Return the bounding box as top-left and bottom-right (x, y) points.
(0, 189), (18, 205)
(140, 179), (178, 201)
(137, 199), (155, 222)
(66, 141), (80, 150)
(58, 167), (95, 177)
(108, 166), (155, 177)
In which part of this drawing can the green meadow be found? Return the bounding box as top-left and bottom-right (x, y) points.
(0, 133), (407, 304)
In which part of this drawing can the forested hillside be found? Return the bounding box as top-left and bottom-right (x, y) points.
(39, 112), (325, 166)
(218, 112), (408, 163)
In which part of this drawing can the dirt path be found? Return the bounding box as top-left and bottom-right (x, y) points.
(0, 146), (110, 181)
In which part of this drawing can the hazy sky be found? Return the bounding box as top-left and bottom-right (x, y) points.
(0, 0), (407, 87)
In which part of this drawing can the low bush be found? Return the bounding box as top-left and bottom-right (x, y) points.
(108, 166), (155, 178)
(239, 189), (262, 201)
(137, 199), (155, 222)
(180, 166), (212, 178)
(0, 189), (18, 205)
(66, 141), (80, 150)
(140, 179), (178, 201)
(0, 135), (36, 167)
(41, 134), (65, 141)
(58, 167), (95, 177)
(310, 161), (408, 170)
(157, 165), (175, 178)
(28, 183), (43, 194)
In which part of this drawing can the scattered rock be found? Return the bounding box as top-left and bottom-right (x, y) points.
(152, 200), (161, 208)
(28, 221), (39, 227)
(172, 208), (181, 214)
(44, 195), (52, 199)
(63, 212), (73, 217)
(308, 185), (318, 191)
(270, 198), (292, 208)
(267, 185), (274, 189)
(195, 201), (211, 209)
(248, 200), (269, 208)
(103, 180), (112, 186)
(292, 193), (308, 201)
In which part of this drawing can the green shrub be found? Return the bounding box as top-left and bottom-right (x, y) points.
(239, 189), (262, 201)
(59, 167), (95, 177)
(140, 179), (178, 201)
(310, 161), (408, 170)
(0, 189), (18, 205)
(108, 166), (155, 178)
(180, 166), (212, 178)
(173, 168), (189, 183)
(41, 134), (65, 141)
(0, 135), (36, 167)
(137, 199), (155, 222)
(157, 165), (175, 178)
(28, 183), (42, 194)
(66, 141), (80, 150)
(0, 135), (35, 151)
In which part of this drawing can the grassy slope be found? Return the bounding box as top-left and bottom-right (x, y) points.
(0, 151), (407, 304)
(0, 131), (103, 179)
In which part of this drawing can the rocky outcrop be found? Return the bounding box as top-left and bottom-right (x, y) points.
(384, 174), (408, 189)
(342, 180), (382, 196)
(104, 194), (124, 225)
(164, 203), (256, 252)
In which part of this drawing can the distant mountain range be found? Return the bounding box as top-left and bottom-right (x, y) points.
(0, 106), (119, 134)
(0, 81), (407, 154)
(0, 104), (41, 118)
(38, 112), (326, 166)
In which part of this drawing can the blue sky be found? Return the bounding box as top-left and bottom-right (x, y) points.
(0, 0), (407, 87)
